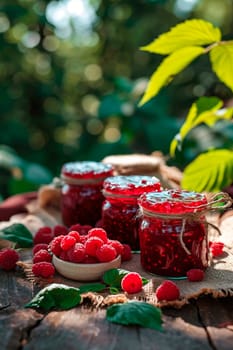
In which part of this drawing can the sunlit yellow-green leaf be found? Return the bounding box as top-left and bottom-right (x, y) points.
(139, 46), (204, 106)
(181, 149), (233, 192)
(170, 135), (182, 159)
(210, 41), (233, 92)
(197, 107), (233, 127)
(170, 97), (233, 157)
(141, 19), (221, 55)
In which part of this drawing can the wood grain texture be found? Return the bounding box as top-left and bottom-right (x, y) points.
(1, 249), (233, 349)
(0, 268), (213, 350)
(0, 309), (43, 349)
(197, 297), (233, 350)
(23, 306), (212, 350)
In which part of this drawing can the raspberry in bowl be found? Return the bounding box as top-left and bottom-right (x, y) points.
(52, 254), (121, 281)
(50, 228), (122, 281)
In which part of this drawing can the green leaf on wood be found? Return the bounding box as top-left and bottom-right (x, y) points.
(0, 223), (33, 248)
(106, 301), (163, 331)
(141, 19), (221, 55)
(170, 97), (233, 157)
(78, 283), (106, 293)
(103, 268), (130, 289)
(25, 284), (81, 311)
(109, 286), (121, 294)
(139, 46), (204, 106)
(210, 41), (233, 92)
(103, 268), (149, 294)
(181, 149), (233, 192)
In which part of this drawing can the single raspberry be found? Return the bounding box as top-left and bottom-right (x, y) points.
(88, 228), (108, 243)
(79, 235), (88, 244)
(33, 249), (52, 263)
(32, 243), (48, 255)
(79, 225), (93, 235)
(69, 223), (82, 231)
(96, 244), (117, 262)
(69, 224), (92, 235)
(67, 243), (86, 263)
(108, 240), (124, 255)
(186, 269), (204, 282)
(32, 262), (55, 278)
(121, 272), (143, 294)
(210, 241), (224, 257)
(68, 230), (81, 242)
(155, 280), (180, 301)
(53, 225), (68, 237)
(121, 244), (132, 261)
(34, 226), (54, 245)
(82, 255), (99, 264)
(49, 235), (65, 256)
(85, 237), (104, 257)
(59, 251), (69, 261)
(0, 248), (19, 271)
(60, 235), (76, 251)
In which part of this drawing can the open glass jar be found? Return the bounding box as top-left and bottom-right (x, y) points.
(101, 175), (161, 250)
(138, 189), (209, 278)
(61, 161), (113, 227)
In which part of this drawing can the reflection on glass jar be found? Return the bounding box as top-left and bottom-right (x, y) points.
(138, 190), (209, 278)
(101, 175), (161, 250)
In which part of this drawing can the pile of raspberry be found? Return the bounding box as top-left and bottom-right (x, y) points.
(32, 223), (132, 278)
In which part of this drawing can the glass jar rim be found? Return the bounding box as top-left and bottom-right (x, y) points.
(103, 175), (161, 197)
(61, 161), (113, 180)
(138, 189), (207, 215)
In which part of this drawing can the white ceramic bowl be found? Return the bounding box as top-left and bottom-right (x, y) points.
(52, 254), (121, 281)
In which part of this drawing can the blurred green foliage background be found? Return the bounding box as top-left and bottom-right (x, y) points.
(0, 0), (233, 199)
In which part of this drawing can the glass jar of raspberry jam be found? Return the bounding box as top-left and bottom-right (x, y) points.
(101, 175), (161, 250)
(61, 161), (113, 227)
(138, 189), (209, 278)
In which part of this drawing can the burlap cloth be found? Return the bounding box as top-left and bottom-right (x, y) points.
(0, 152), (232, 309)
(15, 209), (233, 309)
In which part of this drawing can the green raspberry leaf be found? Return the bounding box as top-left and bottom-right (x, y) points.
(79, 283), (106, 293)
(141, 19), (221, 55)
(210, 41), (233, 92)
(142, 277), (150, 286)
(139, 46), (204, 106)
(182, 149), (233, 192)
(109, 286), (121, 294)
(170, 96), (233, 157)
(103, 269), (149, 293)
(0, 223), (33, 248)
(25, 283), (81, 311)
(103, 268), (130, 289)
(106, 301), (163, 331)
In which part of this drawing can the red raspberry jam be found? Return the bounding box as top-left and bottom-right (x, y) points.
(138, 189), (209, 278)
(61, 161), (113, 227)
(101, 175), (161, 250)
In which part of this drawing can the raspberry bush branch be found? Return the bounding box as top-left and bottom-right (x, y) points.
(139, 18), (233, 193)
(139, 19), (233, 105)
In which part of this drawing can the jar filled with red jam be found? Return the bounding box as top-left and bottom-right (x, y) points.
(101, 175), (161, 250)
(61, 161), (113, 227)
(138, 190), (209, 278)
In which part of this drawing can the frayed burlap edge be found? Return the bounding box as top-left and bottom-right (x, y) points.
(17, 246), (233, 310)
